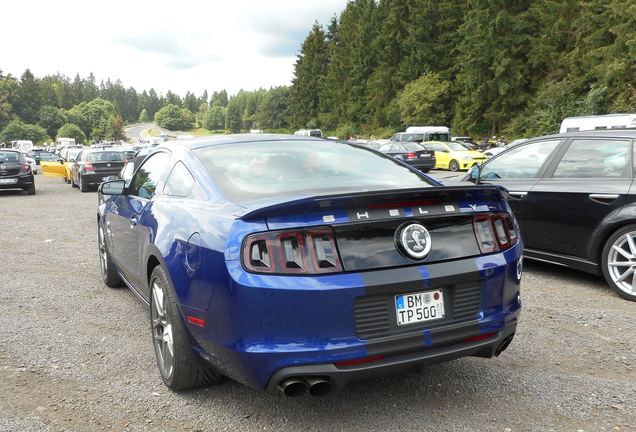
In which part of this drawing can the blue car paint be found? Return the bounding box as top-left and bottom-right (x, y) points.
(98, 138), (522, 392)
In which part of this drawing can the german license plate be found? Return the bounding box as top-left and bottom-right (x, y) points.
(395, 290), (445, 326)
(0, 178), (17, 184)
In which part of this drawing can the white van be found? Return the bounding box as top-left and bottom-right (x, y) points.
(10, 140), (34, 153)
(559, 114), (636, 133)
(294, 129), (323, 138)
(404, 126), (450, 141)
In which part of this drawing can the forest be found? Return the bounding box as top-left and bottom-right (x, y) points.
(1, 0), (634, 143)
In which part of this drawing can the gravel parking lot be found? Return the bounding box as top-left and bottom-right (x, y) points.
(1, 175), (635, 432)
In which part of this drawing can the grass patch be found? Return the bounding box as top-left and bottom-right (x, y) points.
(184, 128), (226, 137)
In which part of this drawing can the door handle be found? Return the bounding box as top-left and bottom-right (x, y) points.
(589, 193), (619, 204)
(508, 191), (528, 200)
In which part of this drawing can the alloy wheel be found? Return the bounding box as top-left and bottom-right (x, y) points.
(151, 280), (175, 380)
(606, 231), (636, 296)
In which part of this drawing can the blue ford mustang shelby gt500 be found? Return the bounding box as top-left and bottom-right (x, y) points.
(97, 134), (522, 397)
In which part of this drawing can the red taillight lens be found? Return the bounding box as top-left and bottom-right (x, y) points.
(242, 227), (343, 274)
(406, 152), (417, 159)
(473, 213), (518, 254)
(335, 354), (385, 367)
(84, 161), (94, 172)
(20, 164), (30, 173)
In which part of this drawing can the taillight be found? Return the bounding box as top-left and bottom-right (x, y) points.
(20, 164), (30, 173)
(84, 161), (94, 172)
(242, 227), (343, 274)
(406, 152), (417, 159)
(473, 213), (518, 254)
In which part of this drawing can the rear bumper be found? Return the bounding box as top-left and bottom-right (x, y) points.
(81, 172), (120, 185)
(265, 325), (516, 392)
(0, 174), (34, 190)
(407, 159), (436, 170)
(185, 244), (523, 391)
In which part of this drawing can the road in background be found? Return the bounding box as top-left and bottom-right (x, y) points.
(124, 123), (171, 140)
(1, 176), (634, 431)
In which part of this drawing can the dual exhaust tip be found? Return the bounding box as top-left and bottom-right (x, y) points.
(277, 376), (333, 398)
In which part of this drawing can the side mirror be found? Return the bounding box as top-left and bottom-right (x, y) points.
(469, 164), (482, 184)
(58, 157), (65, 164)
(99, 179), (125, 195)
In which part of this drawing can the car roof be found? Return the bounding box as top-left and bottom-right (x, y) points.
(164, 134), (326, 150)
(535, 129), (636, 140)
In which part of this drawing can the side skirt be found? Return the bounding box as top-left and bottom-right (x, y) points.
(118, 269), (150, 306)
(524, 248), (600, 275)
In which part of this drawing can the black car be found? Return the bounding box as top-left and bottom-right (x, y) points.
(71, 149), (127, 192)
(465, 130), (636, 301)
(0, 149), (35, 195)
(378, 142), (436, 172)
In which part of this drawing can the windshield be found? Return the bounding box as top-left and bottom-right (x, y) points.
(195, 141), (435, 202)
(448, 142), (469, 151)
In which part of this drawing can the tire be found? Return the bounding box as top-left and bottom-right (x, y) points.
(24, 183), (36, 195)
(79, 174), (89, 192)
(98, 223), (123, 288)
(149, 265), (221, 391)
(449, 160), (460, 172)
(422, 169), (431, 173)
(71, 174), (77, 188)
(602, 225), (636, 301)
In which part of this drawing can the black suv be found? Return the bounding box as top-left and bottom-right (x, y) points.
(0, 149), (35, 195)
(466, 130), (636, 301)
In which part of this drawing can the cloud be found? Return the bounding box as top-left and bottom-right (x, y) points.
(116, 32), (221, 70)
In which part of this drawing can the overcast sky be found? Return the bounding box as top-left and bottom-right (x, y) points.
(1, 0), (347, 97)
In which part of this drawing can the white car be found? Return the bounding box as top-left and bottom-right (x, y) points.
(484, 139), (528, 158)
(24, 155), (38, 174)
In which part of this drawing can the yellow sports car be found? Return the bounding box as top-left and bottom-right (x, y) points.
(41, 147), (83, 182)
(421, 141), (487, 171)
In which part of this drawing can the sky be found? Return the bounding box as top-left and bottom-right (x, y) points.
(1, 0), (347, 97)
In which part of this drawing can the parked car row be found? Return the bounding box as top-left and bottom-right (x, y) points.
(0, 149), (36, 195)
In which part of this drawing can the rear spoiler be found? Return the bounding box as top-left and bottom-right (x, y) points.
(237, 185), (508, 221)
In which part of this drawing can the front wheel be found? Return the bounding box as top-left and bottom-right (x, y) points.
(150, 266), (221, 390)
(601, 224), (636, 301)
(98, 223), (123, 288)
(449, 160), (460, 172)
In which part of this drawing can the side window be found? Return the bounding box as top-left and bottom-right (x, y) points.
(481, 139), (561, 179)
(128, 152), (171, 199)
(390, 134), (399, 142)
(552, 139), (631, 178)
(164, 162), (196, 197)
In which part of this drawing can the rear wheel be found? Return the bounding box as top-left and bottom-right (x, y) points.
(79, 174), (89, 192)
(449, 160), (460, 172)
(150, 265), (221, 390)
(601, 225), (636, 301)
(98, 223), (123, 288)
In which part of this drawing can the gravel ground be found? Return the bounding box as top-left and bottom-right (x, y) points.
(0, 175), (634, 432)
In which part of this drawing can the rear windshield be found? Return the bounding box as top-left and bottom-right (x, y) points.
(89, 151), (124, 162)
(0, 151), (22, 162)
(403, 143), (425, 151)
(195, 141), (435, 202)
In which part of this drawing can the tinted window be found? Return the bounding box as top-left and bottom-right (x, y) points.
(164, 162), (196, 197)
(553, 139), (631, 178)
(481, 140), (561, 179)
(404, 134), (424, 142)
(128, 152), (171, 199)
(89, 151), (124, 162)
(428, 133), (450, 142)
(0, 151), (21, 162)
(195, 141), (435, 203)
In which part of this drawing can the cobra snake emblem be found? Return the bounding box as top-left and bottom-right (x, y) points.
(411, 230), (425, 251)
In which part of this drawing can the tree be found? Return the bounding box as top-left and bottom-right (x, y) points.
(205, 105), (226, 130)
(154, 104), (194, 130)
(67, 98), (116, 140)
(225, 99), (242, 133)
(0, 119), (49, 144)
(289, 22), (328, 127)
(138, 108), (149, 122)
(38, 105), (68, 138)
(210, 90), (228, 107)
(397, 72), (451, 126)
(13, 69), (41, 124)
(57, 123), (87, 144)
(0, 76), (19, 130)
(256, 86), (290, 129)
(113, 115), (126, 141)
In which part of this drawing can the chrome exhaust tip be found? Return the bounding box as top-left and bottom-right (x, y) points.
(304, 377), (334, 397)
(277, 378), (307, 398)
